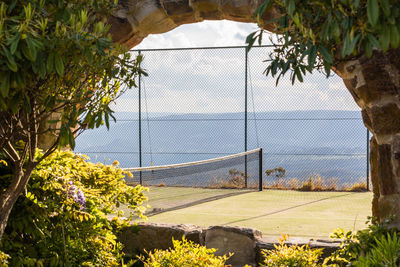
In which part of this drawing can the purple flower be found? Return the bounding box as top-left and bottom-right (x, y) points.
(66, 181), (86, 210)
(76, 189), (86, 210)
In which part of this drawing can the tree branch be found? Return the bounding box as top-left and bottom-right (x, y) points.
(5, 142), (20, 163)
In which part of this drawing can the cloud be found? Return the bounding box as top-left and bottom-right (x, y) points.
(135, 20), (262, 49)
(118, 21), (361, 114)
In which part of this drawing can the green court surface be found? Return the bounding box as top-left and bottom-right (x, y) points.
(136, 187), (373, 238)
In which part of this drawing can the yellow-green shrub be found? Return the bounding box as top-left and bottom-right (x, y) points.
(0, 150), (147, 266)
(261, 235), (323, 267)
(0, 251), (9, 267)
(140, 237), (231, 267)
(324, 218), (400, 266)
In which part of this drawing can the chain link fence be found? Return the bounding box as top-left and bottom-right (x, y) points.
(75, 46), (370, 192)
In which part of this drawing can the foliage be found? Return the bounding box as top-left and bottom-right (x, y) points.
(347, 182), (367, 192)
(0, 0), (143, 243)
(139, 237), (231, 267)
(0, 0), (142, 149)
(0, 150), (148, 266)
(324, 217), (398, 266)
(247, 0), (400, 84)
(355, 232), (400, 266)
(210, 169), (247, 189)
(266, 167), (286, 178)
(260, 234), (323, 266)
(0, 250), (8, 267)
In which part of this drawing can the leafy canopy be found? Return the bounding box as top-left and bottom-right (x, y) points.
(247, 0), (400, 84)
(0, 0), (142, 150)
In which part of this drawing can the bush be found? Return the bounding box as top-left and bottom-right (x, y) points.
(139, 237), (231, 267)
(347, 182), (367, 192)
(355, 232), (400, 266)
(324, 217), (399, 266)
(0, 251), (9, 267)
(260, 235), (323, 267)
(0, 150), (148, 266)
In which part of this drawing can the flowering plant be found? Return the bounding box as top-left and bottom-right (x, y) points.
(0, 150), (147, 266)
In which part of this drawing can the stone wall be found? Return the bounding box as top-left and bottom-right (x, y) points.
(118, 222), (340, 267)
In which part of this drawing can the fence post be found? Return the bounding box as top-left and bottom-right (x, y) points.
(244, 47), (248, 188)
(366, 129), (370, 191)
(138, 50), (143, 185)
(259, 148), (263, 191)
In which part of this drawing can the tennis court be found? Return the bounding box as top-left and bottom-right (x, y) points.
(138, 187), (372, 238)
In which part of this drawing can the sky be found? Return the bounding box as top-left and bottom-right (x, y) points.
(111, 20), (361, 113)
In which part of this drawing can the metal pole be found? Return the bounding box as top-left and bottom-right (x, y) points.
(367, 129), (370, 191)
(244, 47), (248, 188)
(259, 148), (263, 191)
(138, 50), (143, 185)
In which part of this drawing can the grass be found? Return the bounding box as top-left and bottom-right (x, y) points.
(131, 186), (373, 238)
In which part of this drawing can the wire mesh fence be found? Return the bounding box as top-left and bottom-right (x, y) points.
(75, 45), (369, 192)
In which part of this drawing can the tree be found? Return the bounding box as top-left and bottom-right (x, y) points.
(0, 0), (143, 243)
(266, 167), (286, 179)
(246, 0), (400, 225)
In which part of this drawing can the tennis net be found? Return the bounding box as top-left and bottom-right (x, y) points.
(124, 148), (263, 190)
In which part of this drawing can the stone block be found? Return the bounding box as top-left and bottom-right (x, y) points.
(118, 222), (203, 256)
(204, 225), (262, 267)
(370, 136), (380, 195)
(378, 194), (400, 225)
(377, 144), (397, 195)
(368, 104), (400, 135)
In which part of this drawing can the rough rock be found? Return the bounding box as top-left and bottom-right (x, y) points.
(118, 222), (203, 256)
(203, 225), (262, 267)
(110, 0), (282, 49)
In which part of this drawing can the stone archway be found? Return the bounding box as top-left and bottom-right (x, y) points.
(108, 0), (400, 226)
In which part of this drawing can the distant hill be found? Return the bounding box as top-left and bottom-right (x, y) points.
(74, 110), (368, 185)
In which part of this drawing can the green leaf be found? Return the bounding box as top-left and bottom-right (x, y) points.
(379, 26), (390, 51)
(21, 42), (33, 61)
(10, 93), (20, 113)
(323, 61), (331, 77)
(25, 38), (37, 61)
(367, 34), (380, 47)
(367, 0), (379, 26)
(68, 130), (75, 149)
(14, 72), (25, 88)
(347, 33), (361, 55)
(245, 32), (257, 51)
(0, 72), (10, 97)
(7, 0), (17, 13)
(342, 32), (350, 57)
(58, 126), (68, 148)
(287, 0), (295, 16)
(105, 112), (110, 129)
(364, 41), (372, 58)
(379, 0), (390, 16)
(308, 45), (317, 67)
(54, 54), (64, 76)
(46, 52), (54, 73)
(38, 58), (46, 78)
(318, 45), (333, 64)
(295, 68), (303, 82)
(23, 93), (31, 112)
(10, 33), (20, 54)
(354, 0), (360, 9)
(390, 25), (400, 48)
(2, 45), (18, 72)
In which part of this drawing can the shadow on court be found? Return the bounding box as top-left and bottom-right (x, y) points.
(146, 190), (254, 216)
(222, 192), (355, 225)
